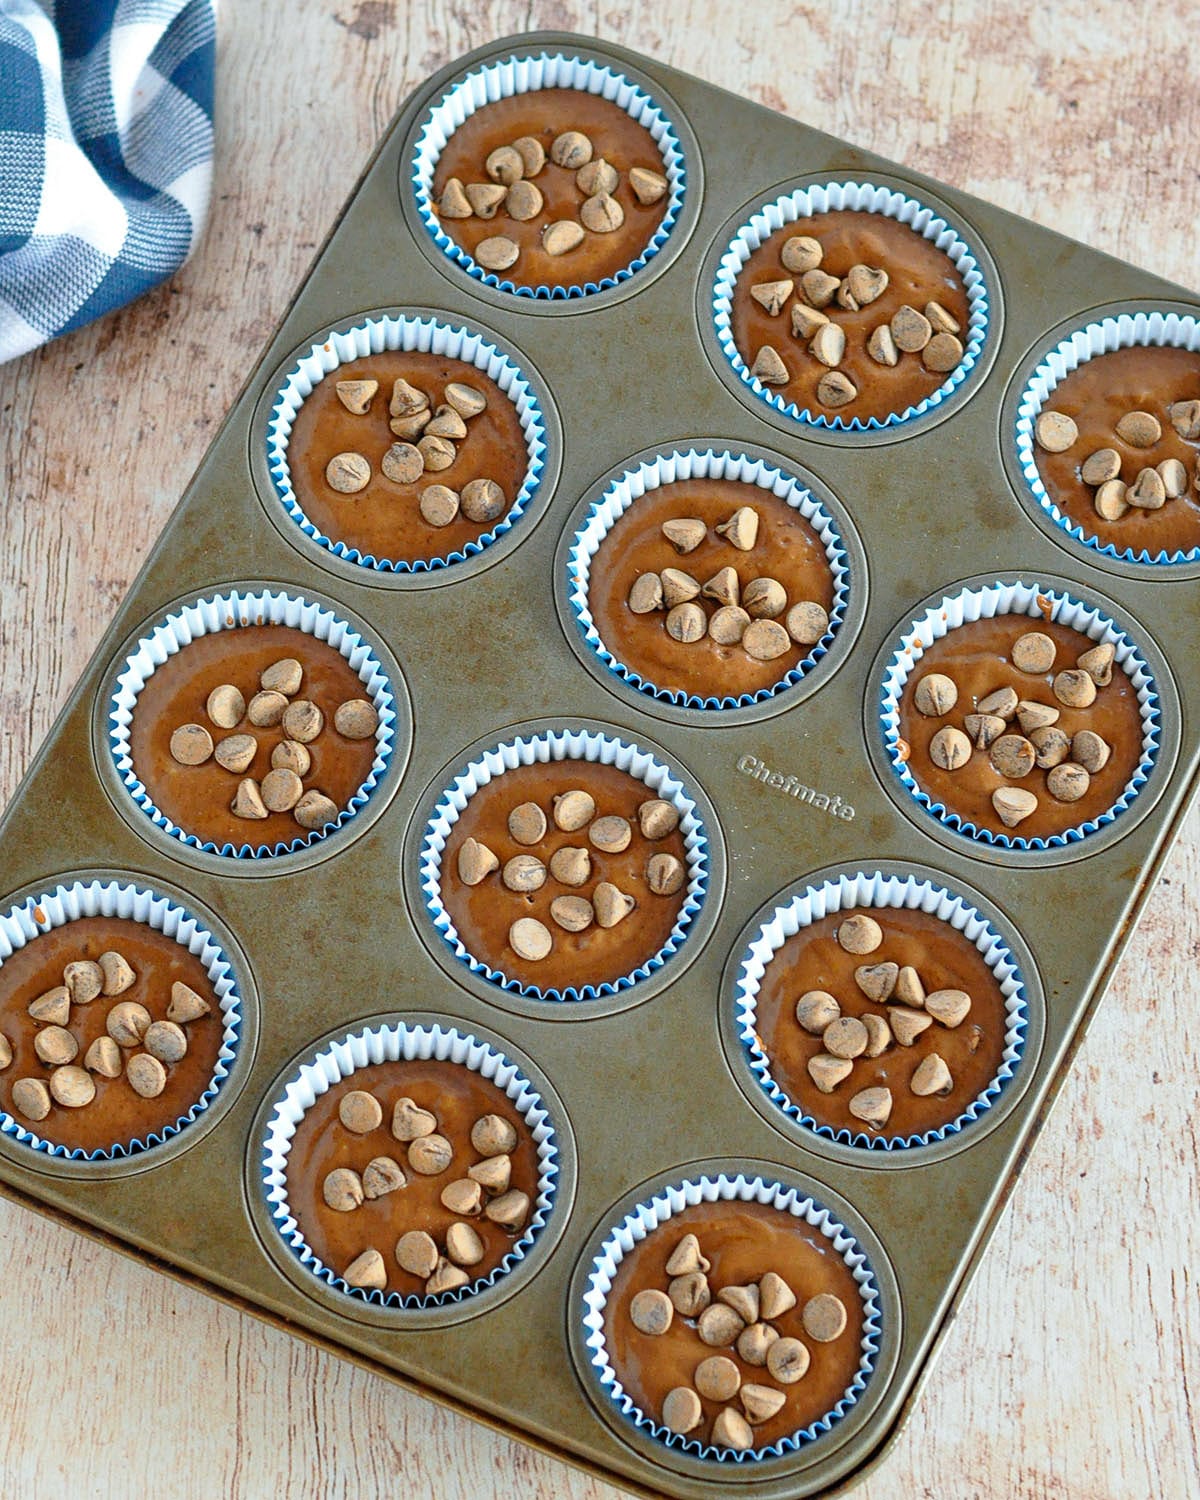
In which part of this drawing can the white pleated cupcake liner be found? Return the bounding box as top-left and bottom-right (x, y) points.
(581, 1172), (882, 1463)
(259, 1021), (559, 1309)
(712, 180), (990, 432)
(0, 879), (242, 1162)
(1014, 311), (1200, 565)
(732, 872), (1028, 1152)
(108, 587), (398, 859)
(419, 728), (710, 1003)
(265, 313), (549, 573)
(410, 51), (687, 299)
(564, 448), (851, 710)
(880, 580), (1161, 851)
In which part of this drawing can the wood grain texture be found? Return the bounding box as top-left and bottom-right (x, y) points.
(1, 2), (1197, 1496)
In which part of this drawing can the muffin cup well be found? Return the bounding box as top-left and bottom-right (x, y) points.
(579, 1171), (883, 1465)
(879, 579), (1162, 852)
(1014, 309), (1200, 566)
(564, 446), (852, 711)
(410, 50), (688, 300)
(265, 312), (550, 574)
(712, 179), (991, 433)
(730, 870), (1029, 1154)
(106, 586), (399, 861)
(257, 1019), (561, 1313)
(417, 726), (711, 1004)
(0, 878), (243, 1163)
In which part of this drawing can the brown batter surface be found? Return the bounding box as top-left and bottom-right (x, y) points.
(732, 210), (971, 423)
(432, 89), (670, 288)
(130, 624), (377, 851)
(897, 614), (1144, 841)
(285, 350), (528, 564)
(586, 478), (835, 701)
(604, 1199), (865, 1450)
(755, 906), (1010, 1140)
(1033, 345), (1200, 556)
(0, 916), (224, 1153)
(285, 1060), (540, 1296)
(441, 760), (689, 994)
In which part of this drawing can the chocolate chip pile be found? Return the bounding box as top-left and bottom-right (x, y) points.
(324, 1093), (530, 1297)
(168, 656), (377, 833)
(797, 913), (981, 1131)
(748, 233), (964, 409)
(437, 130), (667, 272)
(325, 376), (509, 530)
(625, 505), (830, 663)
(1035, 399), (1200, 519)
(910, 630), (1118, 830)
(628, 1230), (847, 1450)
(4, 948), (211, 1122)
(458, 791), (684, 963)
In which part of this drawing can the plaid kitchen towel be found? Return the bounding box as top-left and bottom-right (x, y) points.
(0, 0), (214, 363)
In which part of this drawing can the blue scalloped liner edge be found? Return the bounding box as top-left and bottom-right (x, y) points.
(0, 879), (243, 1161)
(260, 1022), (559, 1309)
(418, 728), (710, 1003)
(879, 579), (1161, 851)
(410, 51), (687, 300)
(712, 180), (991, 432)
(107, 588), (398, 860)
(732, 874), (1029, 1152)
(1014, 310), (1200, 566)
(581, 1173), (882, 1463)
(265, 313), (549, 573)
(565, 448), (851, 710)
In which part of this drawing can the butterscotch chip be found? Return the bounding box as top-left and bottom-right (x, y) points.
(661, 517), (707, 554)
(428, 405), (468, 446)
(246, 690), (288, 728)
(417, 431), (456, 472)
(807, 1053), (853, 1092)
(698, 1303), (745, 1346)
(441, 1177), (484, 1217)
(589, 815), (632, 853)
(867, 324), (899, 366)
(743, 578), (787, 619)
(823, 1016), (869, 1060)
(1080, 448), (1121, 485)
(701, 568), (739, 608)
(894, 965), (925, 1007)
(396, 1230), (439, 1278)
(170, 723), (213, 766)
(890, 1007), (933, 1046)
(407, 1133), (453, 1176)
(891, 304), (932, 352)
(269, 742), (309, 781)
(1167, 398), (1200, 441)
(925, 300), (961, 336)
(391, 1096), (436, 1141)
(343, 1249), (387, 1290)
(1034, 411), (1078, 453)
(695, 1355), (741, 1401)
(438, 177), (472, 218)
(923, 332), (963, 372)
(468, 1154), (511, 1194)
(295, 790), (339, 831)
(338, 1089), (382, 1134)
(817, 370), (857, 407)
(645, 853), (685, 896)
(388, 379), (429, 419)
(630, 1288), (673, 1336)
(977, 685), (1019, 720)
(206, 684), (246, 729)
(666, 1273), (710, 1320)
(742, 619), (790, 661)
(964, 713), (1005, 750)
(799, 268), (839, 308)
(34, 1026), (77, 1066)
(29, 986), (70, 1025)
(715, 508), (758, 553)
(362, 1156), (405, 1199)
(576, 156), (618, 196)
(560, 795), (606, 842)
(906, 1054), (953, 1101)
(750, 278), (794, 316)
(465, 182), (507, 219)
(550, 895), (593, 932)
(785, 601), (829, 646)
(1011, 631), (1056, 675)
(855, 962), (898, 1002)
(740, 1382), (786, 1426)
(329, 698), (376, 741)
(542, 220), (584, 256)
(750, 344), (788, 384)
(389, 410), (429, 441)
(106, 1000), (151, 1048)
(712, 1408), (754, 1451)
(512, 136), (545, 177)
(325, 452), (371, 494)
(661, 1387), (702, 1435)
(930, 725), (972, 771)
(63, 960), (103, 1006)
(1158, 458), (1188, 498)
(593, 882), (636, 929)
(914, 672), (957, 716)
(757, 1271), (796, 1321)
(11, 1077), (51, 1121)
(475, 235), (520, 270)
(661, 567), (701, 607)
(502, 854), (546, 893)
(705, 605), (748, 645)
(380, 441), (424, 484)
(445, 382), (486, 420)
(1053, 669), (1097, 708)
(418, 483), (459, 527)
(1030, 725), (1071, 768)
(629, 166), (668, 204)
(795, 990), (840, 1033)
(1072, 729), (1111, 773)
(551, 130), (592, 168)
(1077, 642), (1115, 686)
(721, 1288), (765, 1330)
(485, 144), (525, 184)
(214, 734), (256, 773)
(1094, 479), (1129, 520)
(258, 768), (302, 814)
(549, 845), (590, 886)
(838, 913), (883, 954)
(507, 801), (547, 846)
(1128, 466), (1167, 510)
(460, 478), (506, 523)
(334, 378), (378, 416)
(581, 192), (625, 233)
(1046, 762), (1090, 802)
(126, 1052), (167, 1099)
(49, 1065), (95, 1108)
(504, 178), (542, 218)
(628, 572), (664, 613)
(925, 989), (972, 1028)
(767, 1337), (810, 1385)
(990, 733), (1036, 779)
(446, 1222), (485, 1268)
(1116, 410), (1161, 448)
(509, 916), (552, 961)
(992, 785), (1039, 827)
(849, 1086), (892, 1128)
(168, 981), (210, 1023)
(842, 263), (886, 305)
(861, 1013), (892, 1057)
(666, 1233), (710, 1276)
(1017, 701), (1060, 734)
(83, 1036), (122, 1078)
(484, 1188), (530, 1228)
(791, 302), (830, 339)
(781, 235), (822, 273)
(427, 1257), (471, 1297)
(231, 777), (268, 821)
(738, 1322), (780, 1368)
(144, 1020), (187, 1065)
(260, 661), (300, 698)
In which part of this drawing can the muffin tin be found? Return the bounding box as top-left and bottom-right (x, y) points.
(0, 30), (1197, 1498)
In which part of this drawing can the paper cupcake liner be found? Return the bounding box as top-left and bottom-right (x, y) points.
(410, 51), (687, 299)
(712, 180), (991, 432)
(733, 872), (1028, 1152)
(0, 879), (242, 1162)
(1015, 311), (1200, 566)
(265, 313), (549, 573)
(880, 579), (1161, 850)
(565, 448), (851, 710)
(108, 587), (398, 859)
(581, 1172), (882, 1463)
(259, 1020), (559, 1310)
(418, 728), (710, 1003)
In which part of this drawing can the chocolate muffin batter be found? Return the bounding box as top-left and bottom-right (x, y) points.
(286, 351), (528, 564)
(432, 89), (670, 288)
(441, 760), (690, 993)
(1033, 345), (1200, 555)
(285, 1060), (539, 1296)
(604, 1198), (865, 1450)
(586, 478), (835, 700)
(732, 210), (971, 422)
(755, 905), (1010, 1140)
(0, 916), (223, 1153)
(896, 614), (1145, 841)
(131, 624), (377, 850)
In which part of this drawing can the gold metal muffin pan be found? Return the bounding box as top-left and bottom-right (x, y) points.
(1, 29), (1199, 1499)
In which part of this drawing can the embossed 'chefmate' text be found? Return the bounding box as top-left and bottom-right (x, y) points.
(736, 754), (855, 820)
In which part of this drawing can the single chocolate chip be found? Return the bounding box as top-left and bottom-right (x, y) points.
(708, 604), (750, 644)
(862, 1012), (892, 1057)
(1167, 399), (1200, 441)
(1047, 762), (1090, 802)
(1115, 410), (1161, 448)
(785, 601), (829, 645)
(1094, 479), (1129, 520)
(512, 136), (545, 177)
(468, 1154), (511, 1194)
(418, 483), (460, 526)
(1034, 411), (1078, 453)
(976, 685), (1019, 720)
(550, 895), (593, 932)
(34, 1026), (77, 1066)
(926, 301), (961, 335)
(295, 790), (340, 832)
(231, 777), (268, 820)
(1158, 458), (1188, 498)
(646, 852), (685, 895)
(593, 882), (636, 928)
(817, 370), (857, 407)
(427, 1257), (471, 1296)
(855, 962), (898, 1003)
(890, 1007), (933, 1046)
(441, 1178), (484, 1217)
(126, 1052), (167, 1099)
(807, 1053), (853, 1092)
(665, 1234), (711, 1276)
(391, 1096), (436, 1141)
(964, 713), (1006, 749)
(542, 220), (584, 256)
(589, 815), (632, 853)
(895, 965), (925, 1007)
(508, 801), (547, 845)
(630, 1289), (673, 1336)
(990, 733), (1036, 779)
(801, 269), (840, 307)
(550, 130), (592, 168)
(339, 1089), (383, 1134)
(214, 734), (256, 773)
(29, 986), (70, 1025)
(1012, 631), (1057, 674)
(810, 322), (846, 367)
(170, 724), (213, 766)
(381, 441), (424, 484)
(824, 1016), (869, 1060)
(838, 914), (883, 954)
(63, 960), (103, 1006)
(438, 178), (472, 218)
(207, 684), (246, 729)
(11, 1077), (51, 1121)
(661, 517), (706, 554)
(923, 332), (964, 372)
(750, 344), (788, 384)
(628, 166), (668, 204)
(1080, 448), (1121, 485)
(767, 1337), (810, 1384)
(661, 1387), (702, 1435)
(407, 1133), (453, 1176)
(736, 1323), (779, 1368)
(740, 1382), (786, 1425)
(796, 990), (840, 1033)
(1077, 643), (1115, 686)
(694, 1355), (740, 1401)
(628, 572), (664, 613)
(914, 673), (958, 716)
(484, 1188), (530, 1228)
(911, 1053), (954, 1096)
(106, 1000), (151, 1047)
(396, 1230), (439, 1278)
(792, 302), (830, 339)
(581, 191), (625, 233)
(992, 786), (1039, 827)
(272, 740), (311, 777)
(742, 578), (787, 619)
(83, 1035), (122, 1078)
(334, 698), (378, 739)
(334, 378), (378, 415)
(712, 1408), (754, 1451)
(475, 235), (520, 270)
(576, 156), (618, 196)
(847, 263), (888, 305)
(168, 981), (210, 1023)
(390, 379), (429, 418)
(445, 382), (486, 419)
(1128, 466), (1167, 510)
(715, 506), (759, 550)
(502, 854), (546, 893)
(485, 144), (525, 184)
(465, 182), (507, 218)
(1053, 669), (1097, 708)
(925, 989), (972, 1027)
(49, 1065), (95, 1108)
(326, 452), (370, 493)
(548, 845), (590, 886)
(697, 1303), (745, 1346)
(891, 304), (932, 351)
(362, 1157), (405, 1199)
(144, 1020), (187, 1065)
(665, 602), (706, 643)
(758, 1271), (796, 1320)
(343, 1249), (387, 1290)
(1016, 700), (1060, 734)
(866, 320), (901, 366)
(446, 1222), (485, 1267)
(247, 690), (288, 727)
(460, 478), (506, 523)
(742, 619), (791, 660)
(668, 1273), (711, 1319)
(750, 278), (795, 316)
(1030, 725), (1072, 769)
(1072, 729), (1111, 773)
(930, 725), (972, 770)
(849, 1087), (892, 1128)
(261, 768), (303, 812)
(509, 917), (552, 960)
(781, 235), (822, 273)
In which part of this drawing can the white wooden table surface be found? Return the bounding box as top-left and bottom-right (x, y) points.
(1, 3), (1197, 1496)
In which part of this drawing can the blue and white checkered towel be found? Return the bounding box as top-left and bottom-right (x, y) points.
(0, 0), (214, 364)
